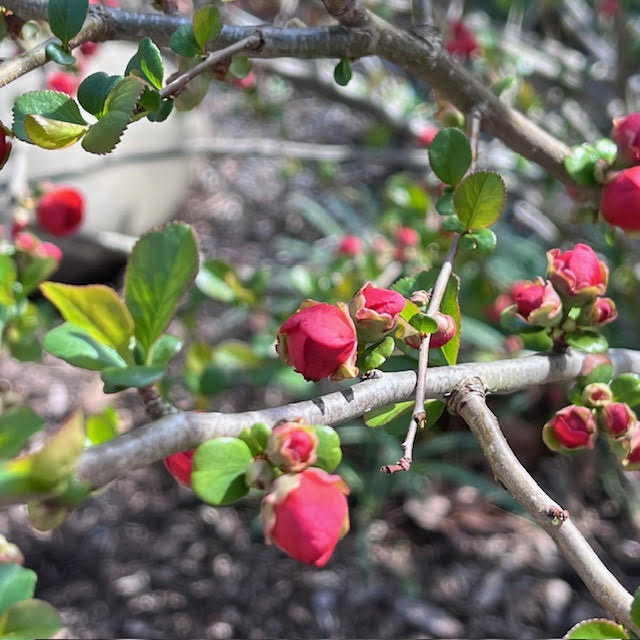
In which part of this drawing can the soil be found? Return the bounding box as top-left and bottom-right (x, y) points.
(3, 63), (640, 640)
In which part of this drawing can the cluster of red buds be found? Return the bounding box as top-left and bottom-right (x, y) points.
(543, 357), (640, 470)
(275, 281), (456, 382)
(165, 419), (349, 567)
(499, 243), (614, 350)
(335, 228), (421, 264)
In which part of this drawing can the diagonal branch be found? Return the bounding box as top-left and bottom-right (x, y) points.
(71, 348), (640, 491)
(447, 376), (639, 634)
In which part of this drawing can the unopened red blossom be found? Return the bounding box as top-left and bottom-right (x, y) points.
(164, 450), (194, 488)
(579, 297), (617, 327)
(336, 235), (363, 257)
(36, 242), (63, 261)
(543, 405), (597, 451)
(265, 419), (319, 473)
(13, 231), (38, 252)
(599, 402), (636, 438)
(46, 72), (78, 96)
(0, 124), (12, 171)
(445, 20), (479, 58)
(261, 467), (349, 567)
(395, 226), (419, 247)
(512, 278), (562, 327)
(546, 243), (608, 302)
(403, 311), (457, 350)
(600, 166), (640, 231)
(611, 113), (640, 166)
(416, 125), (439, 148)
(349, 282), (406, 342)
(277, 301), (358, 382)
(80, 41), (99, 56)
(36, 187), (84, 236)
(581, 383), (613, 408)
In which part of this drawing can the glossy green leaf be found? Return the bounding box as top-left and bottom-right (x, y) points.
(192, 437), (252, 505)
(565, 330), (608, 354)
(149, 334), (183, 366)
(101, 364), (167, 391)
(595, 138), (617, 165)
(442, 214), (466, 232)
(563, 618), (629, 639)
(125, 36), (164, 90)
(229, 56), (251, 79)
(193, 5), (222, 51)
(139, 88), (160, 113)
(435, 190), (455, 216)
(0, 598), (61, 639)
(610, 373), (640, 407)
(358, 336), (395, 371)
(77, 72), (122, 119)
(82, 76), (145, 154)
(43, 323), (127, 371)
(23, 114), (88, 149)
(0, 407), (44, 460)
(124, 223), (199, 354)
(19, 255), (59, 296)
(428, 127), (471, 186)
(85, 406), (119, 445)
(564, 143), (599, 187)
(409, 313), (438, 334)
(170, 24), (201, 58)
(460, 228), (497, 253)
(44, 41), (75, 65)
(454, 171), (506, 230)
(147, 98), (174, 122)
(0, 565), (36, 614)
(333, 58), (352, 86)
(238, 422), (270, 457)
(312, 425), (342, 472)
(13, 90), (87, 142)
(365, 400), (413, 427)
(47, 0), (88, 43)
(40, 282), (134, 355)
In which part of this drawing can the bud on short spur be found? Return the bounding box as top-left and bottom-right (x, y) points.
(581, 382), (613, 408)
(261, 467), (349, 567)
(578, 297), (617, 327)
(598, 402), (636, 439)
(402, 311), (456, 350)
(277, 301), (358, 382)
(265, 419), (318, 473)
(611, 113), (640, 166)
(36, 187), (84, 236)
(512, 278), (562, 327)
(349, 282), (406, 343)
(600, 167), (640, 231)
(546, 243), (608, 302)
(164, 450), (195, 488)
(542, 405), (597, 452)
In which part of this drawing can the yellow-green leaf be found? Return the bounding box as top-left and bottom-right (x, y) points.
(24, 114), (88, 149)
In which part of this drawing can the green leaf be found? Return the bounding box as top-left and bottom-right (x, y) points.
(170, 24), (201, 58)
(213, 340), (261, 369)
(85, 406), (119, 446)
(47, 0), (88, 43)
(40, 282), (134, 355)
(333, 58), (352, 86)
(192, 437), (252, 505)
(428, 127), (472, 186)
(595, 138), (617, 165)
(442, 214), (467, 233)
(77, 72), (122, 119)
(564, 143), (599, 187)
(23, 114), (88, 149)
(193, 5), (222, 51)
(44, 41), (75, 65)
(0, 598), (61, 639)
(238, 422), (270, 456)
(139, 88), (160, 113)
(149, 334), (182, 366)
(81, 76), (145, 154)
(229, 56), (251, 79)
(13, 90), (87, 143)
(409, 313), (438, 335)
(460, 228), (497, 253)
(147, 98), (174, 122)
(43, 323), (127, 371)
(125, 36), (164, 90)
(312, 425), (342, 472)
(195, 259), (253, 304)
(384, 174), (428, 210)
(101, 364), (167, 391)
(563, 618), (629, 639)
(440, 274), (461, 365)
(365, 400), (413, 427)
(610, 373), (640, 407)
(454, 171), (506, 230)
(0, 565), (36, 614)
(358, 336), (395, 371)
(0, 408), (44, 461)
(632, 586), (640, 630)
(565, 330), (608, 354)
(491, 75), (516, 96)
(435, 190), (455, 216)
(124, 223), (199, 354)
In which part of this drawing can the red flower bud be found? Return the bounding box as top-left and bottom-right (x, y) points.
(231, 71), (257, 90)
(0, 126), (12, 172)
(611, 113), (640, 166)
(164, 450), (194, 488)
(445, 20), (479, 59)
(599, 402), (636, 438)
(36, 187), (84, 236)
(403, 312), (457, 350)
(265, 419), (319, 473)
(46, 72), (78, 96)
(261, 467), (349, 567)
(336, 235), (363, 257)
(581, 382), (613, 408)
(601, 167), (640, 231)
(543, 405), (597, 451)
(598, 0), (620, 15)
(395, 226), (419, 247)
(512, 278), (562, 327)
(13, 231), (38, 252)
(546, 243), (608, 302)
(416, 125), (439, 148)
(486, 292), (515, 323)
(277, 301), (358, 382)
(349, 282), (406, 342)
(579, 297), (617, 327)
(35, 241), (63, 261)
(80, 41), (99, 56)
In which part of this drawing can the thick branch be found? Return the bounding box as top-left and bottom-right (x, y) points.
(73, 348), (640, 490)
(448, 377), (638, 634)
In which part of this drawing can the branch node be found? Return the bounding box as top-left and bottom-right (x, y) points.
(380, 457), (411, 474)
(546, 505), (570, 526)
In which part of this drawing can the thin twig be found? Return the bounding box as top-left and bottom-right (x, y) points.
(160, 33), (264, 99)
(448, 377), (640, 635)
